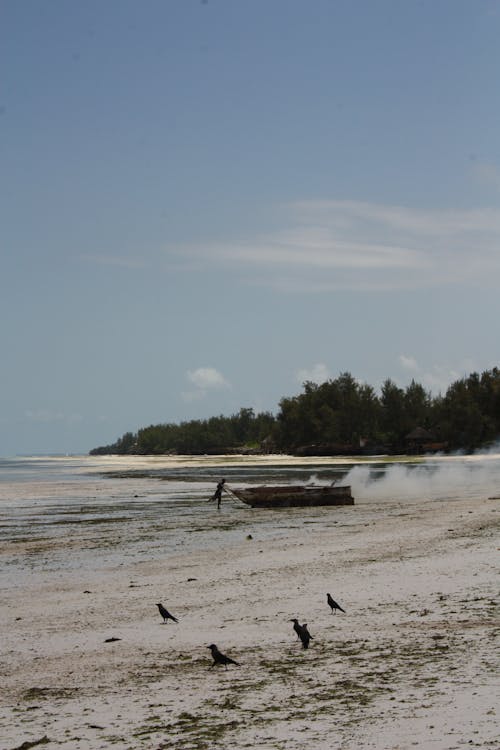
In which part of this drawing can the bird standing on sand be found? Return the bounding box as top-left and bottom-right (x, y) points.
(291, 618), (303, 640)
(156, 602), (179, 623)
(290, 619), (312, 649)
(299, 623), (312, 649)
(327, 593), (345, 614)
(207, 644), (240, 668)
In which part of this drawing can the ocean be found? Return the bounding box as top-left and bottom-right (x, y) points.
(1, 452), (499, 589)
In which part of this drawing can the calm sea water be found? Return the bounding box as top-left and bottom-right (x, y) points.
(1, 453), (499, 587)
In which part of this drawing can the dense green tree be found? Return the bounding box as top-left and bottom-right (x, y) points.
(90, 367), (500, 456)
(404, 380), (431, 429)
(380, 378), (406, 444)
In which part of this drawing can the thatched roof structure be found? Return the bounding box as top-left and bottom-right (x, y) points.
(405, 426), (434, 441)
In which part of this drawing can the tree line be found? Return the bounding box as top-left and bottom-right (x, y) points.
(90, 367), (500, 456)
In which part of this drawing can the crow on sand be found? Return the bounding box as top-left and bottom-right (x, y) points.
(156, 602), (178, 623)
(327, 593), (345, 614)
(290, 619), (312, 649)
(299, 623), (312, 649)
(207, 644), (240, 668)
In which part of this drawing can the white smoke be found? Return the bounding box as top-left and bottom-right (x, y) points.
(343, 453), (500, 502)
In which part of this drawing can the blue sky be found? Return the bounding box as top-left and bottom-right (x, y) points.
(1, 0), (499, 455)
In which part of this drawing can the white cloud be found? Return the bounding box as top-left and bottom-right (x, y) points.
(187, 367), (230, 390)
(294, 200), (500, 234)
(396, 356), (477, 394)
(168, 199), (500, 292)
(399, 355), (419, 371)
(296, 363), (331, 384)
(182, 367), (231, 402)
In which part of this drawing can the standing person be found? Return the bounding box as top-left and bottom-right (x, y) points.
(211, 478), (226, 510)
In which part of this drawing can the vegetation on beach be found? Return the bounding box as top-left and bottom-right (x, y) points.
(90, 367), (500, 456)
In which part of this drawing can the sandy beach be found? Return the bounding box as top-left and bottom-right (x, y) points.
(1, 456), (499, 750)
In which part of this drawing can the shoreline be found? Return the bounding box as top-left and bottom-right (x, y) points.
(1, 476), (499, 749)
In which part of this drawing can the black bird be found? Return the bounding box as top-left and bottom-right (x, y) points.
(299, 623), (312, 649)
(156, 602), (178, 623)
(327, 593), (345, 615)
(290, 619), (312, 649)
(207, 644), (240, 668)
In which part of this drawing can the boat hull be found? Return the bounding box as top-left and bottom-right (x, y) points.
(230, 484), (354, 508)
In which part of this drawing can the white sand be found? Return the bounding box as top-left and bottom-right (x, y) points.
(1, 483), (499, 749)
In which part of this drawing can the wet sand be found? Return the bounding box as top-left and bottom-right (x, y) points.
(1, 460), (499, 749)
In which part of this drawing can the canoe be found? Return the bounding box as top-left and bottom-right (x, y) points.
(229, 484), (354, 508)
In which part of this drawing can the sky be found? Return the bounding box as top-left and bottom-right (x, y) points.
(1, 0), (500, 456)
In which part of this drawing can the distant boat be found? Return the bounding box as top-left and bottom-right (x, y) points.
(228, 483), (354, 508)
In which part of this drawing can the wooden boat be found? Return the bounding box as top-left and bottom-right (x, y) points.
(228, 483), (354, 508)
